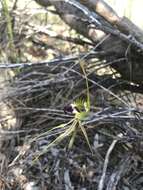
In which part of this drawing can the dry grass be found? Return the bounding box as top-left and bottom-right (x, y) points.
(0, 1), (143, 190)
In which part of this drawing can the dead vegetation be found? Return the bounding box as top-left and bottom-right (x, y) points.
(0, 0), (143, 189)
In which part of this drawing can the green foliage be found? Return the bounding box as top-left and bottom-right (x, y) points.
(79, 60), (90, 112)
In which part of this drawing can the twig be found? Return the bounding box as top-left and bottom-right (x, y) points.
(66, 0), (143, 51)
(0, 51), (104, 68)
(98, 133), (123, 190)
(106, 153), (132, 190)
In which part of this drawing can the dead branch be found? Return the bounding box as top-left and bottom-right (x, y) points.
(35, 0), (143, 85)
(106, 153), (132, 190)
(98, 135), (120, 190)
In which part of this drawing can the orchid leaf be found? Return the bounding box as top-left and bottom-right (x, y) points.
(79, 122), (93, 154)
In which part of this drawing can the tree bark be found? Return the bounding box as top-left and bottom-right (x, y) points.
(35, 0), (143, 85)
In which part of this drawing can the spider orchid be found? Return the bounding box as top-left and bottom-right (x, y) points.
(33, 60), (93, 161)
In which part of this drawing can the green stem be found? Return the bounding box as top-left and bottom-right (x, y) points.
(2, 0), (18, 62)
(79, 60), (90, 111)
(2, 0), (14, 48)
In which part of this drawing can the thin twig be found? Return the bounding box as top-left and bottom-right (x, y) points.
(98, 133), (123, 190)
(106, 153), (132, 190)
(0, 51), (104, 68)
